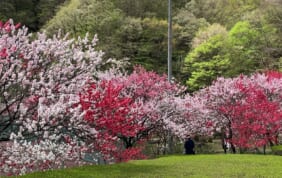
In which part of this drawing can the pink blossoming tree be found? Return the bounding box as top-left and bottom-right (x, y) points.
(191, 71), (282, 153)
(0, 19), (115, 175)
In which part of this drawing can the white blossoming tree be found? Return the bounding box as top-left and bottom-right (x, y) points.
(0, 19), (113, 175)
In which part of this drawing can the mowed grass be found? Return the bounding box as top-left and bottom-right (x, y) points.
(7, 154), (282, 178)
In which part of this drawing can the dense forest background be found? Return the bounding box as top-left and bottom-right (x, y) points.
(1, 0), (281, 92)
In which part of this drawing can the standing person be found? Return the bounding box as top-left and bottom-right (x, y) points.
(222, 137), (227, 154)
(184, 135), (195, 154)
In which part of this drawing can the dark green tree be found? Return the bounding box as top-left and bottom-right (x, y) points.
(185, 0), (262, 29)
(0, 0), (67, 31)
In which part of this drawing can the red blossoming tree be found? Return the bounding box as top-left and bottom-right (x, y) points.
(191, 71), (282, 153)
(78, 66), (184, 161)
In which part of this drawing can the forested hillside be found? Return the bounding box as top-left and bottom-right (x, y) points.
(0, 0), (68, 31)
(1, 0), (281, 91)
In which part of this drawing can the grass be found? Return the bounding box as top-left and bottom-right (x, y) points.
(6, 154), (282, 178)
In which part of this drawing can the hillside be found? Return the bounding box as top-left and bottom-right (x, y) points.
(1, 0), (281, 87)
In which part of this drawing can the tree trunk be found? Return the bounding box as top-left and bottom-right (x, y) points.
(227, 122), (236, 154)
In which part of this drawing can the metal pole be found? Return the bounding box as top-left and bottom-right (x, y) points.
(167, 0), (173, 154)
(168, 0), (172, 82)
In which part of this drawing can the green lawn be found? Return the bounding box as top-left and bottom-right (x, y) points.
(7, 154), (282, 178)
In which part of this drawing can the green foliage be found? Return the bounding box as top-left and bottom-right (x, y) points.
(185, 0), (262, 29)
(0, 0), (66, 31)
(117, 17), (183, 73)
(36, 0), (67, 28)
(44, 0), (126, 61)
(192, 23), (228, 48)
(131, 18), (168, 71)
(271, 145), (282, 155)
(227, 20), (280, 75)
(112, 0), (167, 18)
(229, 21), (259, 46)
(43, 0), (192, 74)
(262, 3), (282, 70)
(227, 21), (261, 75)
(112, 0), (189, 19)
(279, 57), (282, 72)
(183, 19), (281, 92)
(182, 0), (281, 89)
(2, 0), (281, 86)
(42, 0), (282, 81)
(9, 155), (282, 178)
(44, 0), (122, 37)
(173, 8), (209, 53)
(0, 0), (37, 31)
(183, 26), (230, 91)
(271, 145), (282, 151)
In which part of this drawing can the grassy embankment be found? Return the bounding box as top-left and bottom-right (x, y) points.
(7, 154), (282, 178)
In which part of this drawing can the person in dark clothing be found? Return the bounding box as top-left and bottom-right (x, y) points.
(184, 136), (195, 154)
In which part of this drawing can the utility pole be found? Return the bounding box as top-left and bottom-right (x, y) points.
(168, 0), (172, 82)
(167, 0), (173, 154)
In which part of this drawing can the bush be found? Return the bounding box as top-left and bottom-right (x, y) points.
(271, 145), (282, 155)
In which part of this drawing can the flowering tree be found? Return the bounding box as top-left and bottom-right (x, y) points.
(0, 19), (187, 175)
(230, 71), (282, 148)
(1, 19), (189, 175)
(0, 19), (115, 175)
(193, 71), (282, 152)
(79, 66), (184, 161)
(79, 79), (142, 162)
(230, 83), (282, 149)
